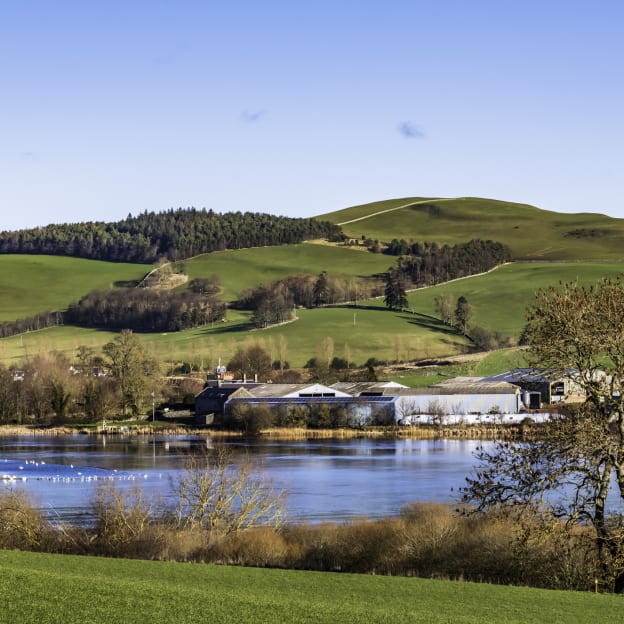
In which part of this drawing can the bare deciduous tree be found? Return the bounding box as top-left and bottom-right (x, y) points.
(463, 277), (624, 592)
(173, 447), (286, 538)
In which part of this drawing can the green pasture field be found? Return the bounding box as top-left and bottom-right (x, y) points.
(1, 550), (621, 624)
(399, 261), (624, 339)
(2, 259), (623, 370)
(182, 243), (391, 301)
(0, 255), (151, 321)
(319, 196), (624, 261)
(0, 306), (470, 369)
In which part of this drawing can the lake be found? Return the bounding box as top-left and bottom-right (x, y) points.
(0, 435), (485, 525)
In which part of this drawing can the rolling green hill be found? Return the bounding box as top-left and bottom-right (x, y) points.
(3, 198), (624, 370)
(182, 243), (391, 300)
(0, 255), (151, 322)
(403, 260), (624, 336)
(318, 196), (624, 261)
(0, 305), (469, 369)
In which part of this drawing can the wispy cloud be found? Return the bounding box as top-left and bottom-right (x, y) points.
(398, 121), (424, 139)
(240, 110), (267, 123)
(20, 151), (39, 161)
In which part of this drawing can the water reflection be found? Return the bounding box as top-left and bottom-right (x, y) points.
(0, 435), (483, 524)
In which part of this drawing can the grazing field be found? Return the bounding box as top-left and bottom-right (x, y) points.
(318, 196), (624, 261)
(401, 261), (624, 338)
(182, 243), (391, 300)
(2, 218), (624, 371)
(1, 550), (621, 624)
(1, 258), (624, 369)
(0, 255), (151, 321)
(0, 305), (469, 368)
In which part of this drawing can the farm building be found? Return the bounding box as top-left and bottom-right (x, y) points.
(233, 383), (353, 400)
(330, 381), (408, 395)
(385, 381), (523, 425)
(194, 381), (262, 423)
(225, 383), (394, 426)
(479, 368), (586, 407)
(195, 375), (563, 428)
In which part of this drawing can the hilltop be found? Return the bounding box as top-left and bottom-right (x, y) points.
(318, 196), (624, 261)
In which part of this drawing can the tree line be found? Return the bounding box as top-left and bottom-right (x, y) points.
(383, 239), (511, 311)
(233, 272), (384, 328)
(0, 288), (226, 339)
(64, 288), (227, 333)
(0, 331), (165, 424)
(388, 238), (511, 286)
(0, 208), (344, 263)
(0, 311), (64, 339)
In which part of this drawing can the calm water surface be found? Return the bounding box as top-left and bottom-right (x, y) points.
(0, 435), (484, 524)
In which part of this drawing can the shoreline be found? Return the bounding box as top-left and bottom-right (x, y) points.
(0, 423), (525, 440)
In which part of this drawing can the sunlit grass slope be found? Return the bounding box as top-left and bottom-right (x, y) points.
(2, 259), (624, 369)
(318, 197), (624, 261)
(0, 255), (151, 321)
(399, 261), (624, 338)
(182, 243), (391, 300)
(0, 306), (470, 368)
(1, 550), (622, 624)
(0, 245), (391, 322)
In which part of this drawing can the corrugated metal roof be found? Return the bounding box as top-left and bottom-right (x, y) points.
(331, 381), (407, 394)
(246, 384), (307, 398)
(228, 396), (396, 405)
(385, 382), (520, 396)
(482, 368), (570, 384)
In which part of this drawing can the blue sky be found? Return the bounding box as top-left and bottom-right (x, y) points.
(1, 1), (623, 229)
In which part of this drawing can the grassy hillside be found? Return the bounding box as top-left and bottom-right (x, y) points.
(0, 306), (470, 369)
(1, 255), (623, 370)
(0, 255), (151, 322)
(318, 197), (624, 261)
(2, 550), (622, 624)
(182, 243), (391, 300)
(0, 246), (390, 323)
(2, 200), (624, 371)
(402, 261), (624, 337)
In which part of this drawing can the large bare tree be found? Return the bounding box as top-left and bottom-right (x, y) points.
(173, 446), (286, 539)
(463, 277), (624, 591)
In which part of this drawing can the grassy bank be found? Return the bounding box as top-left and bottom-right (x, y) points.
(1, 550), (621, 624)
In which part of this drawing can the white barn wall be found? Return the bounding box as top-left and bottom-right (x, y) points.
(394, 392), (522, 424)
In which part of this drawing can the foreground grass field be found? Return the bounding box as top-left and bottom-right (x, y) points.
(1, 550), (621, 624)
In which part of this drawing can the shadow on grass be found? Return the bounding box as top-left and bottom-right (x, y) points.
(195, 321), (253, 336)
(400, 312), (461, 337)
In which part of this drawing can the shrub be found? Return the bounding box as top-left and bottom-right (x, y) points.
(90, 483), (166, 559)
(0, 490), (52, 551)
